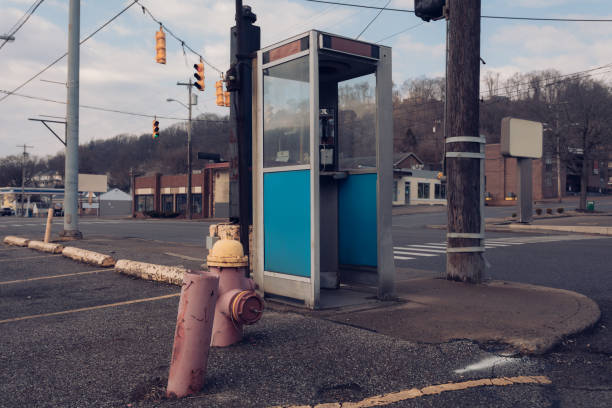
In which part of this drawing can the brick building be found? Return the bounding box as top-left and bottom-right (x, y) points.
(485, 143), (547, 205)
(132, 162), (229, 218)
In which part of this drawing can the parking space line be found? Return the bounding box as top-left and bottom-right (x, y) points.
(0, 293), (180, 324)
(0, 254), (62, 262)
(0, 269), (114, 285)
(277, 376), (552, 408)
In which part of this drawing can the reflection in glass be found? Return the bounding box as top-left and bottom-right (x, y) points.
(263, 56), (310, 167)
(338, 73), (376, 170)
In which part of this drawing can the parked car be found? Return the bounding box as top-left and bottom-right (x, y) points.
(1, 207), (14, 216)
(53, 204), (64, 217)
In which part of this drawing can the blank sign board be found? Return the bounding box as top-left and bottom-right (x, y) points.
(501, 117), (543, 159)
(78, 174), (108, 192)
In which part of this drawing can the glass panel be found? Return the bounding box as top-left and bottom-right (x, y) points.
(263, 56), (310, 167)
(405, 182), (410, 203)
(418, 183), (430, 199)
(338, 73), (376, 170)
(191, 194), (202, 215)
(161, 194), (174, 213)
(175, 194), (186, 214)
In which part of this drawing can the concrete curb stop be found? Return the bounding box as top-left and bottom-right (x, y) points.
(114, 259), (187, 286)
(62, 246), (116, 267)
(27, 240), (64, 254)
(3, 236), (30, 247)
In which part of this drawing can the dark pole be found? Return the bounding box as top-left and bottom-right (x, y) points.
(445, 0), (484, 283)
(229, 1), (259, 266)
(187, 78), (193, 220)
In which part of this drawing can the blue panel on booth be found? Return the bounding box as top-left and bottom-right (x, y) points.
(264, 170), (311, 277)
(338, 173), (377, 266)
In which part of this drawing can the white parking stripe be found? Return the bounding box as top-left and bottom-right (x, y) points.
(394, 256), (416, 260)
(394, 247), (446, 254)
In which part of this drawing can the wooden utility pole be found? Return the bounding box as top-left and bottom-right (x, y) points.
(445, 0), (484, 283)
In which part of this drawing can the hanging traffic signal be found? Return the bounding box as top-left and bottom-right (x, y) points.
(194, 61), (204, 91)
(215, 80), (224, 106)
(224, 91), (230, 107)
(414, 0), (446, 22)
(155, 26), (166, 64)
(152, 118), (160, 139)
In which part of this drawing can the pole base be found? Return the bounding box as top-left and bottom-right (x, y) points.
(59, 229), (83, 240)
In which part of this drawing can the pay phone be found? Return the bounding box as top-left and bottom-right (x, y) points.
(319, 108), (336, 171)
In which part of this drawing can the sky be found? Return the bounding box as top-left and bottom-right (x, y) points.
(1, 0), (612, 158)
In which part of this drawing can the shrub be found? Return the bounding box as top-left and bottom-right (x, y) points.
(535, 208), (543, 215)
(511, 213), (517, 218)
(557, 207), (564, 214)
(546, 208), (553, 215)
(143, 211), (180, 218)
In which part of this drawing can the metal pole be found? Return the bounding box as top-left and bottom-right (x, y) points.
(21, 147), (25, 217)
(187, 79), (193, 220)
(61, 0), (82, 239)
(518, 158), (533, 223)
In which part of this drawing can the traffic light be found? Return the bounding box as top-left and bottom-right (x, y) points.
(194, 61), (204, 91)
(224, 91), (230, 107)
(414, 0), (446, 22)
(152, 118), (160, 139)
(155, 26), (166, 64)
(215, 80), (224, 106)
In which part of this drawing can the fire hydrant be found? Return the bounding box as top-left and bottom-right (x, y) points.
(207, 239), (264, 347)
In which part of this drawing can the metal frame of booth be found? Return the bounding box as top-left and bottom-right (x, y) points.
(252, 30), (394, 309)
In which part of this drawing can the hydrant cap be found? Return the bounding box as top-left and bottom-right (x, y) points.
(207, 239), (248, 267)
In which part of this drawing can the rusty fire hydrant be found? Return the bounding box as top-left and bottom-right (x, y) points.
(207, 239), (264, 347)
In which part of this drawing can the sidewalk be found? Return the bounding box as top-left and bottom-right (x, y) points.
(487, 213), (612, 235)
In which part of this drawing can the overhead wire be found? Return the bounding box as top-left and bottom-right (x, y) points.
(375, 22), (424, 43)
(356, 0), (391, 40)
(0, 89), (228, 123)
(0, 0), (139, 103)
(0, 0), (46, 51)
(135, 0), (223, 74)
(302, 0), (612, 22)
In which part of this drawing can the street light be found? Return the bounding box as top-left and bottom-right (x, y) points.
(166, 94), (193, 219)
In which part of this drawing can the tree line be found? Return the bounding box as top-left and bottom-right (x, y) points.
(1, 68), (610, 209)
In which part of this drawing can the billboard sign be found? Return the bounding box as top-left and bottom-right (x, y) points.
(501, 117), (543, 159)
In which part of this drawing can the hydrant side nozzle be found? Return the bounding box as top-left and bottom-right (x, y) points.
(231, 290), (264, 325)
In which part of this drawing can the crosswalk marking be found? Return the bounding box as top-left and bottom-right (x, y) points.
(393, 251), (438, 257)
(394, 234), (608, 262)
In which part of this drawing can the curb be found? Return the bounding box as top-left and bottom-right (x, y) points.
(3, 236), (30, 247)
(506, 223), (612, 236)
(62, 246), (116, 267)
(115, 259), (186, 286)
(27, 240), (64, 254)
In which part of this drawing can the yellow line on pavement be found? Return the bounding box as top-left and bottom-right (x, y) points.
(0, 293), (180, 324)
(0, 269), (114, 285)
(274, 376), (552, 408)
(0, 254), (61, 262)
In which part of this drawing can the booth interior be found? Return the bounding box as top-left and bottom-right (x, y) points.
(254, 31), (394, 309)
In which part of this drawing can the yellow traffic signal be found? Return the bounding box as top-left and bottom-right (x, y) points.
(155, 27), (166, 64)
(194, 61), (204, 91)
(153, 119), (160, 139)
(215, 80), (224, 106)
(224, 91), (230, 107)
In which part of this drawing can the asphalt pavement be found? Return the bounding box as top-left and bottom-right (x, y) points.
(1, 209), (611, 407)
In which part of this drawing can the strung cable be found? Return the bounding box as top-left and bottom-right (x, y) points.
(0, 0), (46, 51)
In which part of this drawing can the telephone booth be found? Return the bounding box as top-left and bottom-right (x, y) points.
(252, 31), (394, 308)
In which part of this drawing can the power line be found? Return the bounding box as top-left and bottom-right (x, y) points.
(0, 0), (139, 103)
(0, 0), (46, 51)
(0, 89), (228, 123)
(356, 0), (390, 40)
(135, 0), (223, 74)
(375, 22), (424, 43)
(302, 0), (612, 22)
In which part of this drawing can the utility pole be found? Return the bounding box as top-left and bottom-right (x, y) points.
(176, 79), (194, 219)
(17, 144), (33, 217)
(445, 0), (484, 283)
(228, 1), (260, 262)
(60, 0), (82, 239)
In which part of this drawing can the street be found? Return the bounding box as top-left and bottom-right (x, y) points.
(0, 212), (611, 407)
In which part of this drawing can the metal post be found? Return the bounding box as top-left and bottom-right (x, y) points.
(61, 0), (82, 239)
(187, 78), (193, 220)
(518, 158), (533, 223)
